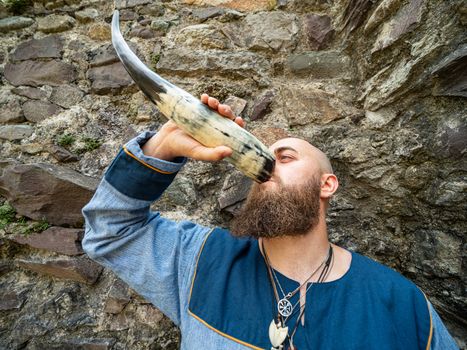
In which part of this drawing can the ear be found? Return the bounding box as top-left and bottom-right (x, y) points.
(320, 174), (339, 199)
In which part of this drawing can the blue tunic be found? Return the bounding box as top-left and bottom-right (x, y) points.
(189, 228), (432, 350)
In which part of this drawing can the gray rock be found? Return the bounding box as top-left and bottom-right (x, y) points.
(364, 107), (397, 128)
(119, 9), (137, 21)
(183, 0), (276, 12)
(138, 3), (165, 16)
(341, 0), (372, 33)
(22, 100), (62, 122)
(192, 7), (225, 21)
(431, 44), (467, 97)
(175, 24), (229, 49)
(225, 12), (298, 52)
(37, 14), (75, 33)
(48, 144), (79, 163)
(104, 278), (131, 314)
(364, 0), (403, 33)
(250, 90), (275, 121)
(218, 171), (252, 215)
(157, 49), (269, 80)
(280, 85), (353, 126)
(10, 35), (63, 62)
(49, 85), (84, 108)
(129, 26), (155, 39)
(165, 177), (197, 206)
(10, 227), (84, 256)
(286, 51), (353, 79)
(224, 95), (247, 116)
(87, 62), (134, 95)
(304, 14), (334, 50)
(372, 0), (424, 53)
(0, 16), (34, 32)
(18, 257), (103, 284)
(75, 8), (99, 23)
(4, 60), (77, 87)
(0, 291), (26, 310)
(11, 87), (48, 100)
(88, 43), (138, 68)
(412, 230), (462, 277)
(0, 160), (99, 226)
(0, 125), (33, 140)
(151, 19), (171, 32)
(115, 0), (151, 9)
(0, 99), (25, 123)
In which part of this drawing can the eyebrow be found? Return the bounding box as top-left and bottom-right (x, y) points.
(273, 146), (298, 155)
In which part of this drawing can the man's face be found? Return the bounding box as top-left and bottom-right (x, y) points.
(230, 138), (325, 239)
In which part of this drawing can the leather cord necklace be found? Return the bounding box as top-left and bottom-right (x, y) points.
(262, 240), (334, 350)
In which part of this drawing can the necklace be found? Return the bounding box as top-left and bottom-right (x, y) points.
(263, 243), (332, 318)
(262, 240), (334, 350)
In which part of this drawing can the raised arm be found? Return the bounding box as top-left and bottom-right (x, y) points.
(81, 95), (243, 325)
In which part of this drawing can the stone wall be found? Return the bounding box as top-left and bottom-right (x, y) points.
(0, 0), (465, 348)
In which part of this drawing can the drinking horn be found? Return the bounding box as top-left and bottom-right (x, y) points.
(111, 10), (275, 183)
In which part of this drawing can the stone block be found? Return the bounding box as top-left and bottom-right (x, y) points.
(286, 51), (352, 79)
(75, 8), (99, 23)
(87, 62), (134, 95)
(0, 125), (33, 140)
(37, 14), (75, 33)
(0, 160), (99, 226)
(49, 85), (84, 108)
(304, 14), (334, 50)
(115, 0), (151, 9)
(224, 95), (247, 116)
(18, 257), (103, 284)
(88, 23), (111, 41)
(183, 0), (276, 12)
(10, 226), (84, 255)
(0, 99), (25, 123)
(11, 87), (48, 100)
(4, 60), (77, 87)
(250, 90), (275, 121)
(0, 16), (34, 32)
(218, 171), (252, 215)
(48, 144), (79, 163)
(22, 100), (62, 122)
(0, 291), (26, 310)
(10, 35), (63, 62)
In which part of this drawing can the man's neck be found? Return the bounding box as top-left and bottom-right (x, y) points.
(260, 220), (351, 284)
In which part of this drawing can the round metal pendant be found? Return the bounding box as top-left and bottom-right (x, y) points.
(278, 298), (293, 317)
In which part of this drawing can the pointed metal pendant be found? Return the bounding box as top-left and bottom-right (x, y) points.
(269, 319), (288, 348)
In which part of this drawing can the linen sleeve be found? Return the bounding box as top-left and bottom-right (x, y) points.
(81, 131), (211, 326)
(429, 302), (460, 350)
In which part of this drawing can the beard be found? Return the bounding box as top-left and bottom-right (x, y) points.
(230, 175), (321, 239)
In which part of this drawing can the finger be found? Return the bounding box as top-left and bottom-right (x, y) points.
(218, 104), (235, 120)
(234, 117), (246, 128)
(201, 93), (209, 104)
(208, 96), (219, 109)
(190, 145), (232, 162)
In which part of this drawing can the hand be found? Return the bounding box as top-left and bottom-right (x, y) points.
(141, 94), (245, 161)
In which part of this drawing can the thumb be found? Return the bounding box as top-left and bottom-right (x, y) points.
(189, 145), (232, 162)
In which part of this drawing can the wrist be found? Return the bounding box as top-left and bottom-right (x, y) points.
(141, 133), (175, 161)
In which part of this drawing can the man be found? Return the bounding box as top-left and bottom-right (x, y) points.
(82, 94), (458, 349)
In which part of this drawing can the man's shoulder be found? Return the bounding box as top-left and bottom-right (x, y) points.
(351, 251), (421, 293)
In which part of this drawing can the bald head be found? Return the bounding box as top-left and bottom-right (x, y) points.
(270, 137), (333, 175)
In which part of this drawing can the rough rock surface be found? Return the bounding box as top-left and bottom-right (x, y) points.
(0, 161), (99, 226)
(10, 227), (84, 256)
(4, 60), (76, 87)
(0, 0), (465, 349)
